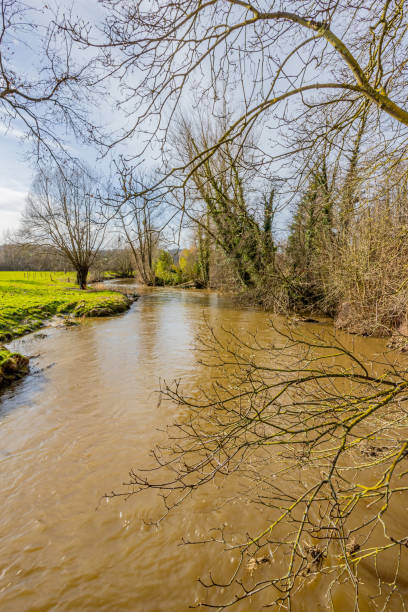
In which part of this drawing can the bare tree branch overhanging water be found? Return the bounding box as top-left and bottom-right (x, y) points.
(0, 0), (99, 164)
(110, 321), (408, 609)
(61, 0), (408, 184)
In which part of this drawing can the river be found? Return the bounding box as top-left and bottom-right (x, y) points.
(0, 284), (406, 611)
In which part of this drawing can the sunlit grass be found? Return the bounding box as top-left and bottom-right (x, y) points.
(0, 271), (129, 342)
(0, 271), (77, 285)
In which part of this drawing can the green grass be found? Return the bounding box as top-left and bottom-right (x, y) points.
(0, 271), (130, 342)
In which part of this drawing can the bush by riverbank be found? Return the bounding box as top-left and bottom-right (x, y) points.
(0, 272), (132, 388)
(0, 347), (29, 388)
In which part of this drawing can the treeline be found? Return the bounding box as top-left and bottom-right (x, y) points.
(4, 140), (408, 341)
(152, 115), (408, 341)
(182, 151), (408, 340)
(0, 242), (133, 281)
(2, 0), (408, 342)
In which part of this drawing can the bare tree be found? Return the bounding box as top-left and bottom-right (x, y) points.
(63, 0), (408, 183)
(22, 165), (106, 288)
(0, 0), (96, 161)
(116, 166), (162, 286)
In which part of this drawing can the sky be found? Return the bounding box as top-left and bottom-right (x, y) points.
(0, 127), (33, 235)
(0, 0), (307, 239)
(0, 0), (288, 238)
(0, 0), (105, 237)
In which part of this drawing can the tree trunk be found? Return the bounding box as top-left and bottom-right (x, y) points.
(76, 266), (89, 289)
(197, 225), (210, 287)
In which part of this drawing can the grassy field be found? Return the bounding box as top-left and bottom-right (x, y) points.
(0, 271), (130, 343)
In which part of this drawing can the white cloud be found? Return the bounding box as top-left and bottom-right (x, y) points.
(0, 127), (26, 140)
(0, 209), (24, 236)
(0, 187), (27, 213)
(0, 187), (27, 233)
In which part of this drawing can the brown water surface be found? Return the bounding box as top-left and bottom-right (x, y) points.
(0, 285), (406, 611)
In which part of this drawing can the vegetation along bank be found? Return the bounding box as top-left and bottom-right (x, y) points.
(0, 271), (133, 388)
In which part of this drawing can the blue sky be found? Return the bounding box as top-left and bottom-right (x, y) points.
(0, 125), (33, 234)
(0, 0), (169, 237)
(0, 0), (286, 237)
(0, 0), (302, 238)
(0, 0), (105, 236)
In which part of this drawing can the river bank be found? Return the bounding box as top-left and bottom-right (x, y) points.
(0, 272), (135, 388)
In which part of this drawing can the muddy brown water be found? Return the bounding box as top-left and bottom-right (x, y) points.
(1, 284), (407, 611)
